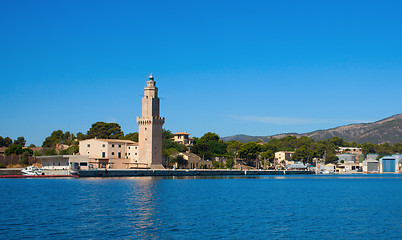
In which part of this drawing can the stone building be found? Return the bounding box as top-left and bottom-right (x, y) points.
(177, 152), (213, 169)
(137, 74), (165, 169)
(79, 138), (139, 168)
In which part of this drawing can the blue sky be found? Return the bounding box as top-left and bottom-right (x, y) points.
(1, 0), (401, 146)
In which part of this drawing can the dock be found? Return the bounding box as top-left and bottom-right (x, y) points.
(78, 169), (314, 177)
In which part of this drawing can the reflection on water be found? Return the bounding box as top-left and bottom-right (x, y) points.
(126, 177), (161, 238)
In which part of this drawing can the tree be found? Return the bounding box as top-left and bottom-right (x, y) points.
(14, 136), (26, 147)
(260, 150), (274, 168)
(45, 149), (57, 156)
(162, 129), (174, 140)
(225, 158), (235, 168)
(19, 152), (30, 166)
(59, 146), (79, 155)
(200, 132), (220, 142)
(292, 146), (312, 163)
(325, 154), (339, 164)
(5, 144), (23, 156)
(191, 132), (226, 160)
(226, 140), (243, 156)
(0, 136), (13, 147)
(42, 130), (76, 148)
(86, 122), (123, 139)
(238, 142), (261, 166)
(226, 140), (243, 166)
(76, 132), (87, 140)
(121, 132), (139, 142)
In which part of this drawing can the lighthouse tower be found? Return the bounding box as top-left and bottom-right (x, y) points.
(137, 74), (165, 169)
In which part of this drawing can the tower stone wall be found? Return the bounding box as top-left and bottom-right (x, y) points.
(136, 74), (165, 169)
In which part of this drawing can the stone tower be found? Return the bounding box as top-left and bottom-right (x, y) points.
(137, 74), (165, 169)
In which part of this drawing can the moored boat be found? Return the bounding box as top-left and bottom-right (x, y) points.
(21, 166), (44, 176)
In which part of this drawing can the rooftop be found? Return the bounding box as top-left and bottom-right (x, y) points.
(81, 138), (138, 144)
(174, 132), (190, 135)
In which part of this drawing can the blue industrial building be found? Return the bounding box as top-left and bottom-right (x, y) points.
(379, 156), (399, 173)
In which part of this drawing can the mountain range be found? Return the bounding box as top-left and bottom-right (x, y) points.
(222, 114), (402, 144)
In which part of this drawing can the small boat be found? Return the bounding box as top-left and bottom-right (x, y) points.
(320, 169), (332, 174)
(21, 166), (44, 176)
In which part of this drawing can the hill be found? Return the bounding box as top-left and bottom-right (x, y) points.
(222, 114), (402, 144)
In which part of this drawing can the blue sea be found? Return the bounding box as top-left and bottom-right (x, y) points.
(1, 175), (401, 239)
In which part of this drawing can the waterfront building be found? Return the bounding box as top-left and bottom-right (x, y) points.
(137, 74), (165, 169)
(274, 151), (294, 166)
(322, 163), (335, 173)
(336, 153), (356, 163)
(379, 156), (399, 173)
(79, 139), (139, 168)
(172, 131), (194, 146)
(286, 162), (309, 171)
(177, 152), (212, 169)
(337, 162), (361, 172)
(362, 159), (379, 173)
(38, 155), (89, 174)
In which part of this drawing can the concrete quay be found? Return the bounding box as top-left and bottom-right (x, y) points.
(78, 169), (314, 178)
(0, 168), (23, 175)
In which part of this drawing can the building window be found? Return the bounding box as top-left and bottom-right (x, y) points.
(128, 147), (130, 149)
(145, 128), (147, 131)
(87, 144), (90, 147)
(118, 152), (121, 158)
(128, 153), (130, 155)
(118, 145), (121, 148)
(112, 144), (114, 148)
(135, 147), (137, 149)
(135, 153), (137, 155)
(112, 152), (115, 155)
(102, 144), (105, 147)
(102, 152), (105, 158)
(80, 162), (88, 166)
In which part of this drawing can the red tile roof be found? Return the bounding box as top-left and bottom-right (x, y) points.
(173, 132), (190, 135)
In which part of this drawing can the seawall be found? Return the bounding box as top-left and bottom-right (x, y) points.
(78, 169), (314, 177)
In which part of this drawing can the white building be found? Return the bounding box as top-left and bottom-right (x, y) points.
(79, 139), (139, 169)
(274, 151), (294, 166)
(38, 155), (90, 174)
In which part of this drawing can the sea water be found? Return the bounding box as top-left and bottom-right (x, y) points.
(0, 175), (401, 239)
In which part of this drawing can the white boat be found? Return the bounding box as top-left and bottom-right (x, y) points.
(21, 166), (44, 175)
(320, 169), (333, 174)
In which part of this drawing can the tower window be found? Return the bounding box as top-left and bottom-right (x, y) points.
(112, 144), (114, 148)
(87, 144), (90, 147)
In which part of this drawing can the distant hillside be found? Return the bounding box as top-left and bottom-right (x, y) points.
(222, 114), (402, 144)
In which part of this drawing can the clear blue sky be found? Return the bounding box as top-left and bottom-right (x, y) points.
(1, 0), (401, 146)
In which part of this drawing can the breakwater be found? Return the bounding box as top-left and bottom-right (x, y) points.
(78, 169), (314, 177)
